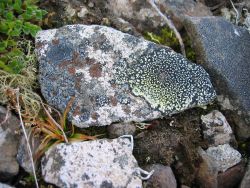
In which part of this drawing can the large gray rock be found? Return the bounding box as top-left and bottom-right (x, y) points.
(184, 16), (250, 139)
(42, 137), (144, 188)
(36, 25), (216, 127)
(0, 107), (20, 181)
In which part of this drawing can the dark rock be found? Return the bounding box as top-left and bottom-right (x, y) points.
(218, 162), (245, 188)
(197, 147), (218, 188)
(36, 25), (216, 128)
(201, 0), (229, 7)
(107, 122), (136, 138)
(240, 161), (250, 188)
(144, 164), (177, 188)
(0, 106), (20, 181)
(184, 16), (250, 139)
(16, 129), (42, 174)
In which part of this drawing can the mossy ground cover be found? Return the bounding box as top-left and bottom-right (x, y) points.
(144, 26), (196, 62)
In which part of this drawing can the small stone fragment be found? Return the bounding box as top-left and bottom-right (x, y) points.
(88, 2), (94, 8)
(205, 144), (241, 172)
(77, 6), (88, 18)
(201, 110), (235, 146)
(65, 4), (76, 18)
(42, 138), (143, 188)
(217, 162), (245, 188)
(144, 164), (177, 188)
(0, 106), (20, 181)
(107, 122), (136, 138)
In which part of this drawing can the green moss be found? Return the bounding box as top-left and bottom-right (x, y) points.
(144, 26), (196, 62)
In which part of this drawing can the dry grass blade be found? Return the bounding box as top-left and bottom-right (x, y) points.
(61, 97), (75, 130)
(15, 88), (39, 188)
(31, 97), (97, 160)
(41, 103), (68, 143)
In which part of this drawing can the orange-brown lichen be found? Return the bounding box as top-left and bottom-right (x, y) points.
(73, 106), (81, 116)
(52, 39), (60, 45)
(91, 112), (100, 120)
(68, 67), (76, 75)
(110, 96), (118, 106)
(122, 106), (131, 115)
(89, 63), (102, 78)
(85, 57), (96, 65)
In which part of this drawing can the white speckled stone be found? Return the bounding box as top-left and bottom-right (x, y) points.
(42, 138), (143, 188)
(205, 144), (241, 172)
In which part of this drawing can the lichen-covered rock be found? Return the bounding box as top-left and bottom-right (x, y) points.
(206, 144), (241, 172)
(201, 110), (235, 146)
(0, 106), (20, 181)
(42, 138), (143, 188)
(36, 25), (216, 127)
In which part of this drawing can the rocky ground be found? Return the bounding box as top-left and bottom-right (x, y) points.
(1, 0), (250, 188)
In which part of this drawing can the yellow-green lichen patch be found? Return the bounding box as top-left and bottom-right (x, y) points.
(114, 46), (216, 115)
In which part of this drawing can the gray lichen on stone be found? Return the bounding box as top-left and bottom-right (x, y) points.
(113, 46), (216, 114)
(41, 138), (143, 188)
(36, 24), (216, 127)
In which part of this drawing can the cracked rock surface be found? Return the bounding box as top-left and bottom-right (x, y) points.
(36, 24), (216, 127)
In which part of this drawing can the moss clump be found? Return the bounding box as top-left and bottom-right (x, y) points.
(144, 26), (196, 62)
(0, 40), (42, 118)
(0, 0), (47, 118)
